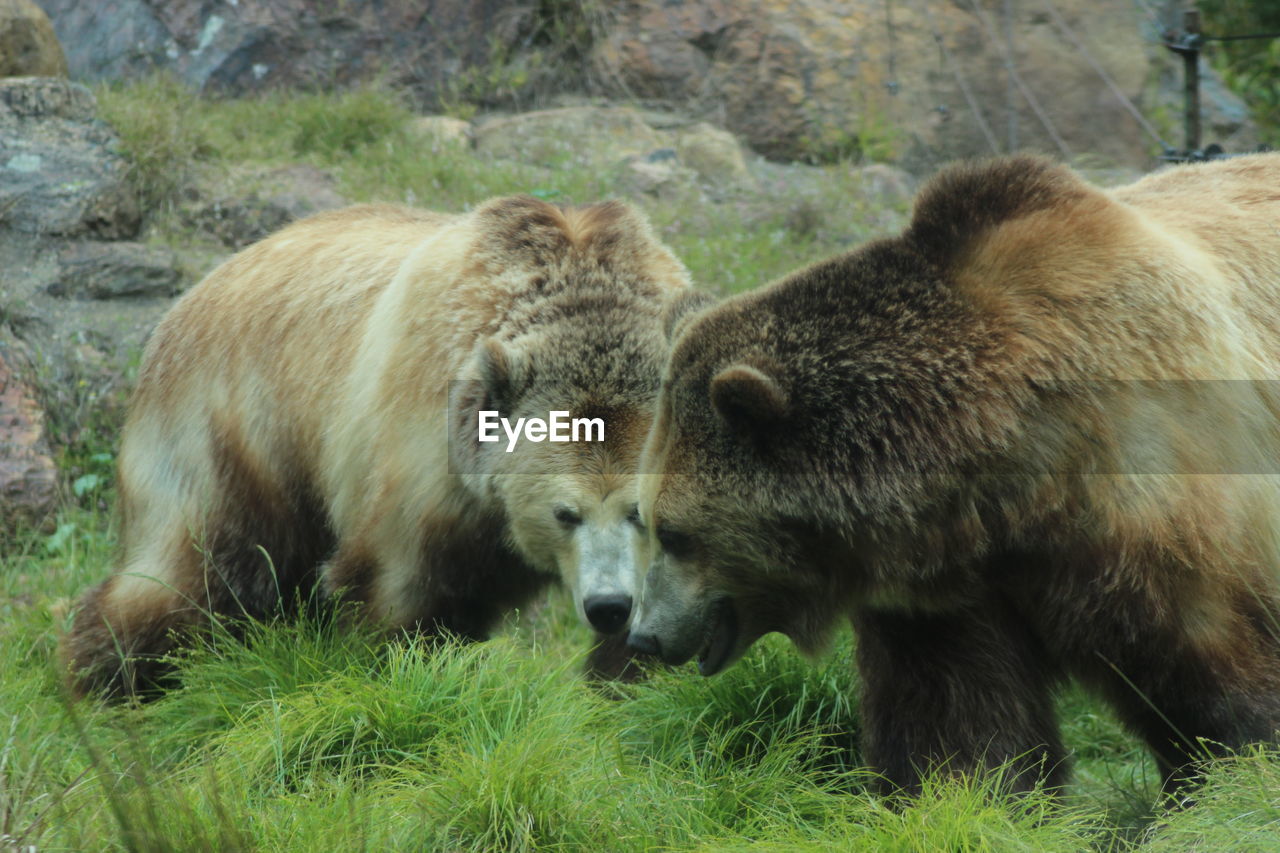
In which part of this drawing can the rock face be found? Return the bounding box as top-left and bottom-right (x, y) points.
(0, 77), (183, 459)
(0, 0), (67, 78)
(0, 76), (359, 472)
(39, 0), (534, 98)
(589, 0), (1254, 167)
(0, 352), (57, 525)
(37, 0), (1254, 169)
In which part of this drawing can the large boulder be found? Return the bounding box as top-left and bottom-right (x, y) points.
(0, 0), (67, 78)
(0, 76), (139, 238)
(589, 0), (1257, 168)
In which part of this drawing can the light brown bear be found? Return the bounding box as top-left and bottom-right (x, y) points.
(628, 154), (1280, 796)
(62, 196), (699, 698)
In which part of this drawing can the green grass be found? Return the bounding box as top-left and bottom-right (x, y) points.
(5, 507), (1280, 849)
(6, 79), (1277, 850)
(93, 76), (896, 296)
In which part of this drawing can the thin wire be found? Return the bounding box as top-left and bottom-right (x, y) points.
(884, 0), (899, 93)
(1131, 0), (1162, 28)
(1003, 0), (1018, 151)
(1038, 0), (1173, 151)
(921, 2), (1002, 155)
(1204, 32), (1280, 42)
(964, 0), (1074, 159)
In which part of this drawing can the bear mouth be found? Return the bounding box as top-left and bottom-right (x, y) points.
(697, 597), (738, 677)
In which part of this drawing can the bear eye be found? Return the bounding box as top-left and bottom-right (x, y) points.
(554, 506), (582, 528)
(657, 525), (695, 560)
(625, 504), (645, 532)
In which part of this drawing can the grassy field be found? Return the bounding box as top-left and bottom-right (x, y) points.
(2, 81), (1279, 851)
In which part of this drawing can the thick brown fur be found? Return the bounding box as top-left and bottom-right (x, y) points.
(62, 197), (695, 698)
(632, 154), (1280, 797)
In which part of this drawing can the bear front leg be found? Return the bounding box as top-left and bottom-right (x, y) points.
(853, 601), (1067, 797)
(324, 515), (555, 645)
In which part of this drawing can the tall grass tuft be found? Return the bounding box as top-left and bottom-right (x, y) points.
(1142, 747), (1280, 850)
(285, 88), (413, 158)
(94, 74), (212, 217)
(620, 632), (860, 777)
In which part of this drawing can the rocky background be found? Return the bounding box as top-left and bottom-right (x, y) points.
(33, 0), (1259, 166)
(0, 0), (1262, 525)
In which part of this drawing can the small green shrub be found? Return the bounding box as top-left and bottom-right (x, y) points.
(1143, 747), (1280, 850)
(95, 74), (212, 216)
(286, 87), (412, 158)
(1200, 1), (1280, 146)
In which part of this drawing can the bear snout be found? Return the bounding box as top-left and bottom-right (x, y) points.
(626, 628), (662, 659)
(584, 593), (633, 634)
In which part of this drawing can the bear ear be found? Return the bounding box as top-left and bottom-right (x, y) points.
(474, 195), (571, 267)
(710, 364), (789, 432)
(476, 337), (523, 412)
(662, 289), (718, 342)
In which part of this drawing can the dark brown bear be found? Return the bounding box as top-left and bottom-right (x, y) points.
(629, 154), (1280, 796)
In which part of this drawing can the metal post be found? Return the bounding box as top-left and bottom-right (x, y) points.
(1004, 0), (1018, 152)
(1162, 3), (1205, 160)
(1183, 7), (1201, 154)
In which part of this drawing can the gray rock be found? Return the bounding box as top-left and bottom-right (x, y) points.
(41, 0), (536, 99)
(619, 154), (697, 198)
(184, 164), (348, 248)
(50, 241), (182, 299)
(474, 106), (665, 168)
(673, 122), (753, 186)
(36, 0), (169, 82)
(187, 196), (294, 250)
(0, 79), (179, 458)
(848, 163), (916, 208)
(407, 115), (473, 150)
(0, 77), (139, 238)
(0, 73), (92, 119)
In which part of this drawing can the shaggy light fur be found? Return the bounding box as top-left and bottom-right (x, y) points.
(63, 197), (694, 697)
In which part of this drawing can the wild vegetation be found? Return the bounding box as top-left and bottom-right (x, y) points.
(2, 80), (1279, 850)
(1202, 0), (1280, 145)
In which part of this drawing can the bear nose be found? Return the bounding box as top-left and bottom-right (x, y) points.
(626, 629), (662, 658)
(584, 594), (633, 634)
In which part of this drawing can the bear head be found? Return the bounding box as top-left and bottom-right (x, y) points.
(628, 157), (1105, 672)
(449, 196), (710, 635)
